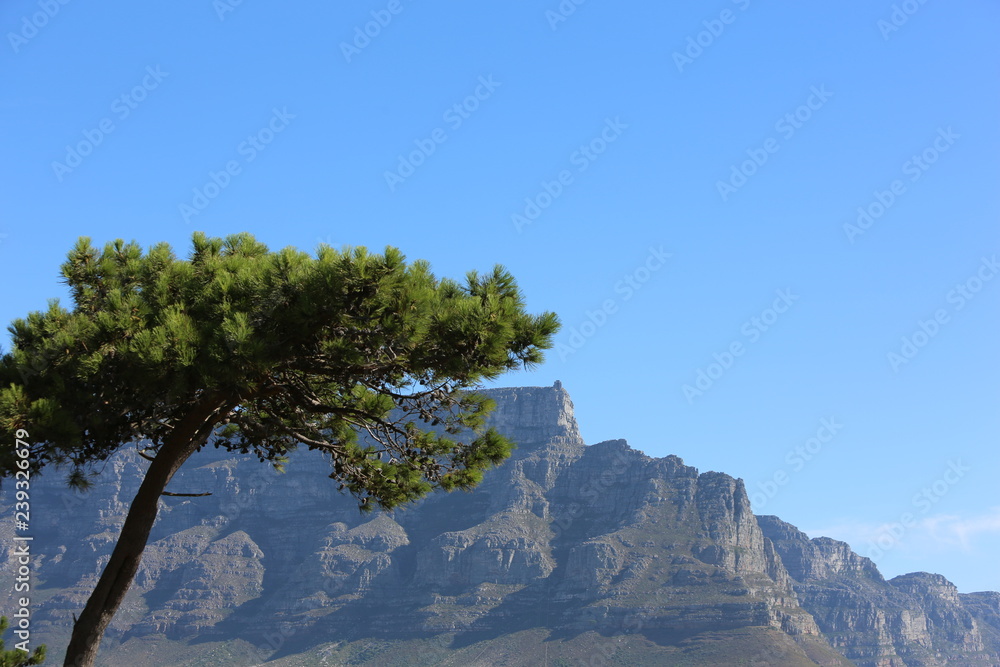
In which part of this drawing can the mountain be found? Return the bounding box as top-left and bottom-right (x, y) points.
(2, 383), (998, 666)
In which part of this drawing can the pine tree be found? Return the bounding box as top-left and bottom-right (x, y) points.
(0, 232), (558, 667)
(0, 617), (46, 666)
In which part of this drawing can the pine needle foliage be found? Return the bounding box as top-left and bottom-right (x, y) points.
(0, 617), (46, 666)
(0, 232), (559, 509)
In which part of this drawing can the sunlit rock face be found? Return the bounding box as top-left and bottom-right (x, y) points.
(3, 383), (997, 666)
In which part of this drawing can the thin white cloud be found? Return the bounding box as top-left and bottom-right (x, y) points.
(921, 508), (1000, 549)
(804, 508), (1000, 558)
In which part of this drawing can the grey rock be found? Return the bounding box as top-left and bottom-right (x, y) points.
(1, 383), (996, 666)
(760, 515), (999, 666)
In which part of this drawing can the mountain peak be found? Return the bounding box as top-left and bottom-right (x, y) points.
(479, 381), (582, 450)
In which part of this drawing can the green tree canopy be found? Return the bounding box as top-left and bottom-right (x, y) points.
(0, 617), (46, 666)
(1, 232), (558, 505)
(0, 232), (558, 666)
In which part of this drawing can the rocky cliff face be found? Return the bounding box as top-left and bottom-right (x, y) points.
(759, 516), (998, 666)
(2, 383), (997, 666)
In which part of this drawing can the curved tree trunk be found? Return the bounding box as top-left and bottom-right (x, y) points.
(63, 396), (229, 667)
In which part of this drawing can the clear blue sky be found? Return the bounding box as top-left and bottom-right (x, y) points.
(2, 1), (998, 593)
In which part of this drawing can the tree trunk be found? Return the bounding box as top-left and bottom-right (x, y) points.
(63, 395), (229, 667)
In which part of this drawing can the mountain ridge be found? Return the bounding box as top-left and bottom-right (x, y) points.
(1, 382), (996, 666)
